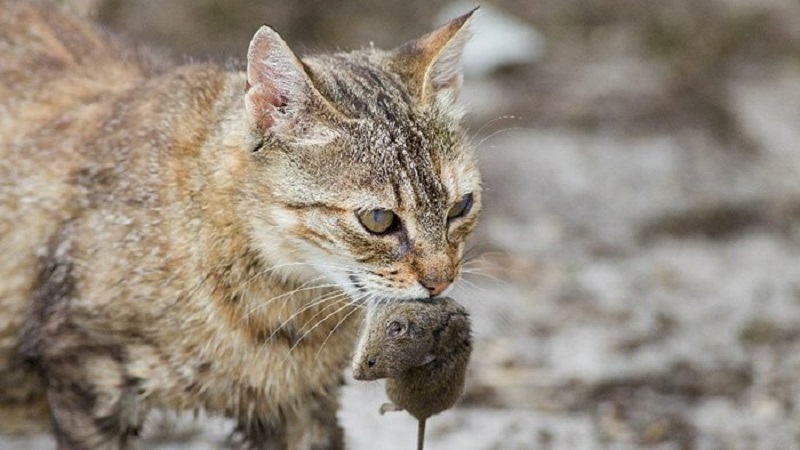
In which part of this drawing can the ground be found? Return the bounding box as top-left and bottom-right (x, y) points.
(6, 0), (800, 448)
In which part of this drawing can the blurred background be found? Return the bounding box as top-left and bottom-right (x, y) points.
(25, 0), (800, 448)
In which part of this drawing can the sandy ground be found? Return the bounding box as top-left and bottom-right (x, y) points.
(6, 0), (800, 448)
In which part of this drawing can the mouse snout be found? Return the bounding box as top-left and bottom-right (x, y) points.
(352, 355), (378, 381)
(353, 363), (367, 380)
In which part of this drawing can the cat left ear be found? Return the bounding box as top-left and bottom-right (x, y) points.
(392, 8), (477, 109)
(245, 26), (335, 138)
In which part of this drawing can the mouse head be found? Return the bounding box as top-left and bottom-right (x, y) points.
(352, 303), (439, 380)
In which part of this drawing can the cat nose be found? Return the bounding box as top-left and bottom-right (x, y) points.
(421, 279), (452, 297)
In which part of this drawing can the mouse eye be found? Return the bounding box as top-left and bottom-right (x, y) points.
(367, 356), (376, 367)
(386, 320), (407, 337)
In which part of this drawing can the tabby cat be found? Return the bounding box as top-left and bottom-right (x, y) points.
(0, 1), (482, 448)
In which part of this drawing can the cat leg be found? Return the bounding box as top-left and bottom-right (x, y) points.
(284, 389), (345, 450)
(40, 349), (141, 450)
(227, 416), (286, 450)
(231, 394), (343, 450)
(24, 237), (144, 448)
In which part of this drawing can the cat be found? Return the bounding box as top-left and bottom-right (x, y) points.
(0, 1), (482, 448)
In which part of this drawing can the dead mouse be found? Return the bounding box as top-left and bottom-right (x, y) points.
(352, 297), (472, 450)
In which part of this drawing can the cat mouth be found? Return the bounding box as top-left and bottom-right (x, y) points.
(348, 274), (368, 295)
(347, 273), (422, 303)
(347, 274), (396, 303)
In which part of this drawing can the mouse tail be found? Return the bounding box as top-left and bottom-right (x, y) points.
(417, 418), (426, 450)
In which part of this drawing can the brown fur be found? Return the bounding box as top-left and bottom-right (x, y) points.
(352, 297), (472, 450)
(352, 297), (472, 419)
(0, 2), (481, 448)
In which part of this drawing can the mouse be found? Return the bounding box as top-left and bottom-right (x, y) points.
(352, 297), (473, 450)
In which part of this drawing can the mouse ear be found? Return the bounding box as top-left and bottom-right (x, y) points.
(422, 353), (436, 365)
(386, 320), (408, 338)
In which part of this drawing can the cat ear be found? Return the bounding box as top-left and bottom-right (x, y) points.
(392, 8), (477, 109)
(245, 26), (333, 138)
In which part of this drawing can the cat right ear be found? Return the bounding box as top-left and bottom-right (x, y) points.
(245, 26), (324, 135)
(391, 8), (477, 110)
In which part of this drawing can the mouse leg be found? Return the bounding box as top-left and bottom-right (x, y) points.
(379, 403), (403, 415)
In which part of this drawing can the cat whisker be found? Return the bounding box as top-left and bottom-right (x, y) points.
(257, 290), (352, 351)
(461, 261), (531, 279)
(451, 283), (475, 301)
(461, 248), (507, 263)
(474, 126), (533, 151)
(234, 261), (353, 296)
(454, 276), (496, 297)
(225, 263), (323, 305)
(295, 295), (355, 334)
(283, 297), (364, 360)
(460, 269), (509, 286)
(233, 262), (371, 324)
(461, 249), (534, 280)
(471, 114), (522, 139)
(253, 276), (367, 351)
(312, 298), (365, 364)
(238, 277), (336, 322)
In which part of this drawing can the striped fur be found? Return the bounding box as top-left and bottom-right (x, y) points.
(0, 1), (480, 448)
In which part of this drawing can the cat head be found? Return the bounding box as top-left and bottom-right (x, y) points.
(241, 10), (481, 302)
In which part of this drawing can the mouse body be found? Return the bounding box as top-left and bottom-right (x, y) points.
(352, 297), (472, 449)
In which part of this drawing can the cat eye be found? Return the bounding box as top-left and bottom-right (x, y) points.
(357, 209), (399, 235)
(447, 193), (473, 220)
(386, 320), (407, 338)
